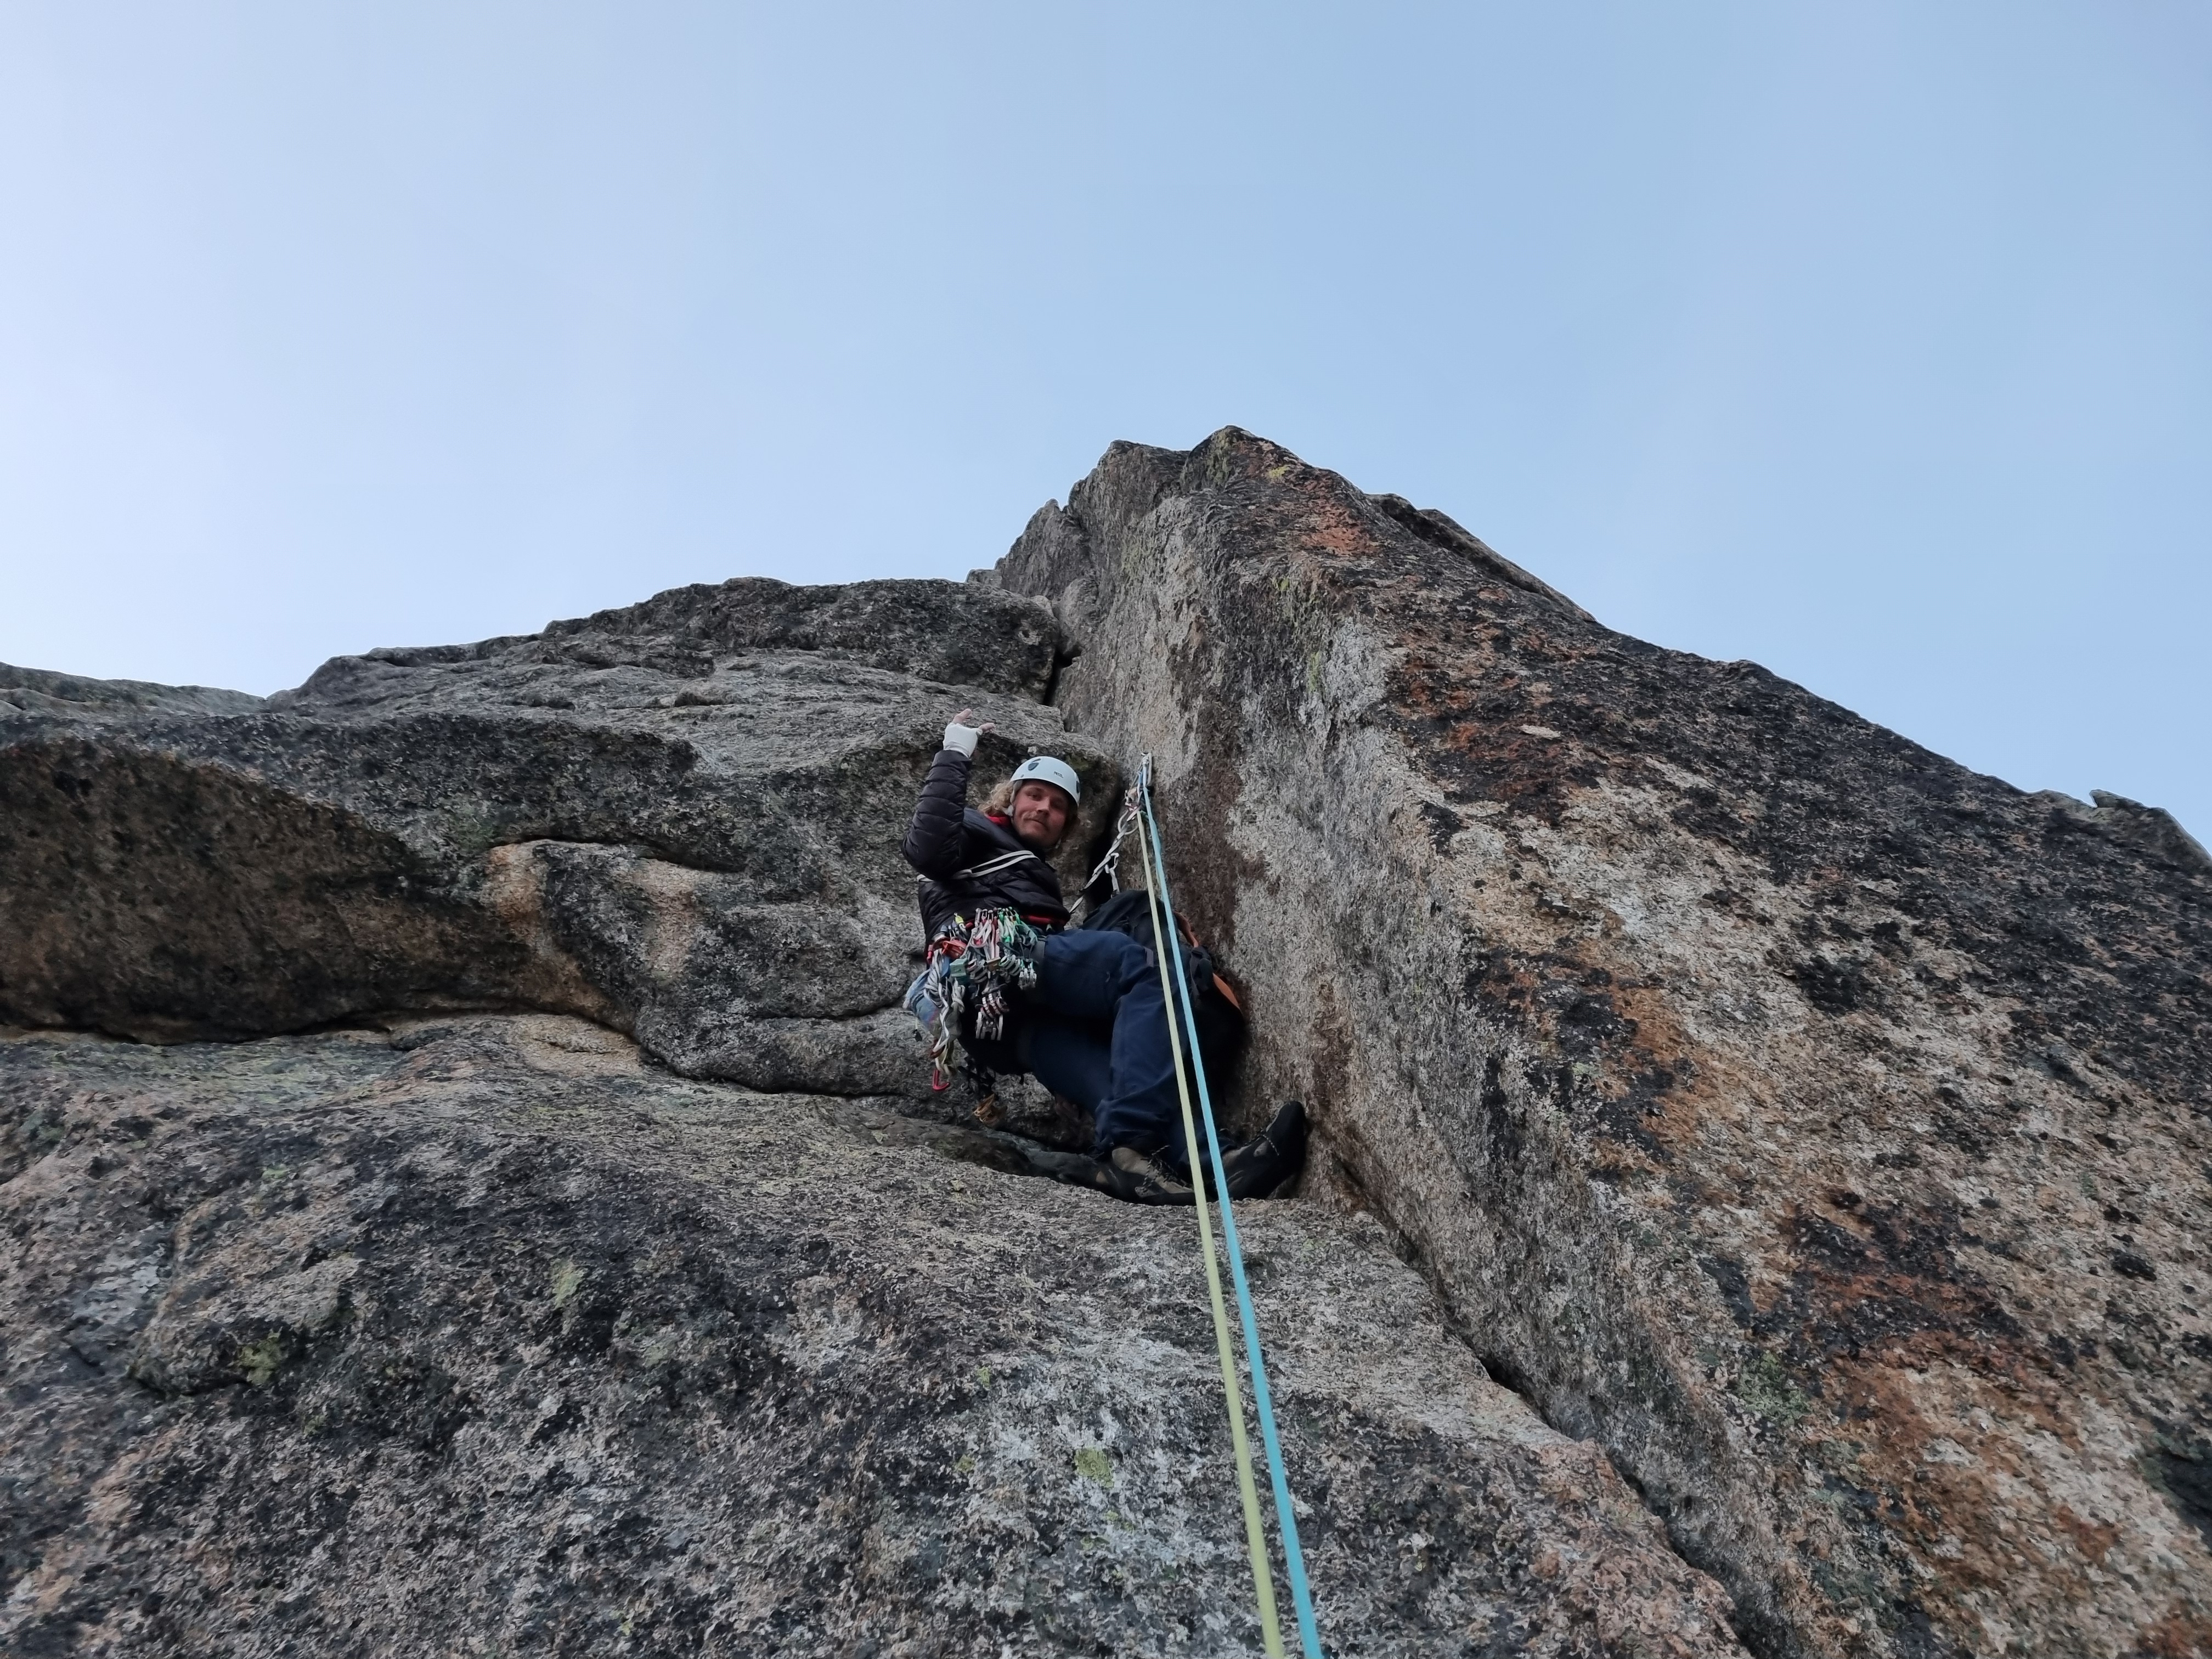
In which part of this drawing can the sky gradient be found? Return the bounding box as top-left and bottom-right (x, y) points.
(3, 3), (2206, 834)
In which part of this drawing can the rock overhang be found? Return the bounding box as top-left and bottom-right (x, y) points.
(0, 574), (1113, 1087)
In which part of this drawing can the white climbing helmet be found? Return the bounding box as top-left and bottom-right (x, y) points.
(1010, 754), (1081, 806)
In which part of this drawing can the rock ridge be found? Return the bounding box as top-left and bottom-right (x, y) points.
(995, 426), (2212, 1659)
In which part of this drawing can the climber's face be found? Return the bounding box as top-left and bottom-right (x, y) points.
(1011, 780), (1074, 852)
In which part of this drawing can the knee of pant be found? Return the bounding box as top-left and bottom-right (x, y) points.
(1108, 935), (1158, 994)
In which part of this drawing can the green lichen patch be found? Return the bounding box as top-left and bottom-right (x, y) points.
(1736, 1350), (1811, 1425)
(1074, 1446), (1113, 1486)
(236, 1334), (289, 1387)
(550, 1258), (586, 1310)
(1815, 1437), (1865, 1474)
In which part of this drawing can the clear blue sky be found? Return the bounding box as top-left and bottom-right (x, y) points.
(3, 3), (2206, 836)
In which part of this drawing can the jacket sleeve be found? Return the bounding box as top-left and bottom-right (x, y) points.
(902, 749), (974, 880)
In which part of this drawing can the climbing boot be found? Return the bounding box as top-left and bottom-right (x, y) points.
(1105, 1144), (1197, 1206)
(1215, 1101), (1307, 1199)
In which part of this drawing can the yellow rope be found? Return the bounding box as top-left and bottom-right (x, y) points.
(1136, 808), (1285, 1657)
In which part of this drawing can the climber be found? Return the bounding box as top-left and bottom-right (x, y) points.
(902, 710), (1305, 1205)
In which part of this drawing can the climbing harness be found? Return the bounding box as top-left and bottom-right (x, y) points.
(906, 906), (1044, 1091)
(1136, 757), (1325, 1659)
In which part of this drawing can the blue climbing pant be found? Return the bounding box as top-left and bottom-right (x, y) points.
(1007, 929), (1192, 1172)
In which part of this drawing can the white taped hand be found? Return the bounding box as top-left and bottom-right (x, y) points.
(944, 710), (990, 755)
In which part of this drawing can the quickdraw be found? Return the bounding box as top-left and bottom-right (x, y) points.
(1073, 789), (1143, 922)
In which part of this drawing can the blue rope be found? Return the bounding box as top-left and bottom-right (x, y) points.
(1138, 763), (1324, 1659)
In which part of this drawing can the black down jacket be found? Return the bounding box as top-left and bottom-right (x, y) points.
(903, 748), (1070, 941)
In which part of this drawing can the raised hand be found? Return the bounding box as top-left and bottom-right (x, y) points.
(944, 708), (995, 756)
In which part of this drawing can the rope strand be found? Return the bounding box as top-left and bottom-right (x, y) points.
(1139, 758), (1325, 1659)
(1133, 801), (1284, 1657)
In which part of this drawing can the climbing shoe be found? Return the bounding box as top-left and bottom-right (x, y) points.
(1214, 1101), (1307, 1199)
(1105, 1144), (1197, 1206)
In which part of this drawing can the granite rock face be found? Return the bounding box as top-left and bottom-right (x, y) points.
(0, 577), (1111, 1105)
(996, 430), (2212, 1658)
(2, 565), (1756, 1655)
(0, 1017), (1745, 1657)
(1, 664), (267, 720)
